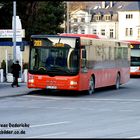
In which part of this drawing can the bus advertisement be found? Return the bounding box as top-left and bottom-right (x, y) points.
(126, 40), (140, 76)
(27, 34), (130, 94)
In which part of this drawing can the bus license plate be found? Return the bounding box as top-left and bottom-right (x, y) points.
(46, 86), (57, 89)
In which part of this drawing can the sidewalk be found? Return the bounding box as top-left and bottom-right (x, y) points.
(0, 82), (34, 98)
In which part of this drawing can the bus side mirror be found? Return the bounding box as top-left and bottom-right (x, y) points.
(81, 49), (87, 68)
(20, 42), (25, 51)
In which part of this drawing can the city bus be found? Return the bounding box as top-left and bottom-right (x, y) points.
(27, 34), (130, 94)
(126, 40), (140, 76)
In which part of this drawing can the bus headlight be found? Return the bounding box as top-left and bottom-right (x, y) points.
(28, 79), (34, 83)
(28, 75), (34, 83)
(70, 81), (78, 85)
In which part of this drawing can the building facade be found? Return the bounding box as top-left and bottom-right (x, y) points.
(118, 2), (140, 40)
(69, 1), (140, 41)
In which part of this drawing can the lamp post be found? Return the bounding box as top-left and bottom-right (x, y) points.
(13, 1), (16, 63)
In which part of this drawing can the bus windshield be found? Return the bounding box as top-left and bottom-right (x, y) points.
(29, 37), (80, 76)
(131, 49), (140, 66)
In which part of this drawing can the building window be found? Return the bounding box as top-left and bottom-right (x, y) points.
(130, 28), (133, 36)
(81, 29), (85, 34)
(126, 14), (133, 19)
(110, 29), (114, 38)
(125, 28), (128, 36)
(138, 28), (140, 38)
(74, 18), (78, 22)
(95, 15), (102, 21)
(81, 18), (85, 22)
(92, 29), (97, 34)
(125, 28), (133, 36)
(105, 15), (111, 21)
(101, 29), (105, 36)
(73, 28), (78, 33)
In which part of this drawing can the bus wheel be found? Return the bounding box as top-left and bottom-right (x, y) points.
(115, 73), (120, 90)
(88, 76), (95, 95)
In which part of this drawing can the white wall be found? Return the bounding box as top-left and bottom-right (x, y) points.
(118, 11), (140, 40)
(70, 9), (140, 41)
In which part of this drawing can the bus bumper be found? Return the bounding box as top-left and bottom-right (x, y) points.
(130, 67), (140, 76)
(27, 74), (80, 91)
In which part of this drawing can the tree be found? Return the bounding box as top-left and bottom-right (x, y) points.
(0, 2), (13, 29)
(0, 1), (65, 41)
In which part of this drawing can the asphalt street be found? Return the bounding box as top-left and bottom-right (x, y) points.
(0, 78), (140, 138)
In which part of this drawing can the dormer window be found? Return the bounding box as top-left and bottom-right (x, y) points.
(95, 15), (102, 21)
(95, 12), (103, 21)
(105, 15), (111, 21)
(105, 11), (113, 21)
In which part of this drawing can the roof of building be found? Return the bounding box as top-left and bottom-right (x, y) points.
(82, 1), (140, 15)
(119, 1), (140, 11)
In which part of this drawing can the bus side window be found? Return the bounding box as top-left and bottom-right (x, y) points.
(81, 49), (87, 68)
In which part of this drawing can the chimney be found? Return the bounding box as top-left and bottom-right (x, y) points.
(110, 1), (114, 7)
(102, 1), (106, 8)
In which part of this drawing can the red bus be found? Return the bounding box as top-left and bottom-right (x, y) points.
(125, 40), (140, 76)
(27, 34), (130, 94)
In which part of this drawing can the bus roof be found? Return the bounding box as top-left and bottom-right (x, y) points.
(122, 40), (140, 44)
(31, 34), (80, 39)
(59, 33), (100, 39)
(30, 34), (129, 47)
(31, 34), (107, 40)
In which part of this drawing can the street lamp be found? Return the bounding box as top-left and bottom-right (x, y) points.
(13, 1), (16, 63)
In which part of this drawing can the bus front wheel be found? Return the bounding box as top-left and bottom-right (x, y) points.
(88, 76), (95, 95)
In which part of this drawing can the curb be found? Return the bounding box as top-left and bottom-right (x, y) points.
(0, 83), (33, 98)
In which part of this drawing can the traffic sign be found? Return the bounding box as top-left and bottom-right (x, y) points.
(0, 29), (25, 38)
